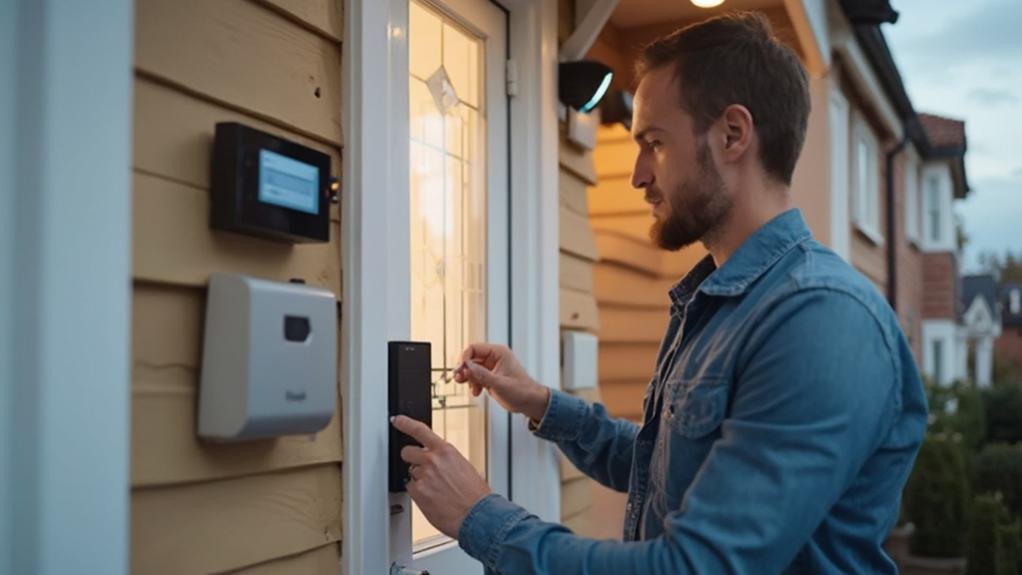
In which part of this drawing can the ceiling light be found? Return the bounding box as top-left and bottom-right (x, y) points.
(691, 0), (725, 7)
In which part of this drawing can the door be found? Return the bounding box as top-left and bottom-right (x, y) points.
(395, 0), (509, 571)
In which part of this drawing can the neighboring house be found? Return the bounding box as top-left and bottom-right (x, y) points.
(960, 275), (1002, 387)
(995, 282), (1022, 377)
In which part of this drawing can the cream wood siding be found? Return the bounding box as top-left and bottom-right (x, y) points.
(130, 0), (344, 572)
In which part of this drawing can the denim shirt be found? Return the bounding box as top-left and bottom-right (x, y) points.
(458, 209), (928, 574)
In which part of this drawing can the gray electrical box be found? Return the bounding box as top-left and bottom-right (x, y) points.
(198, 273), (337, 441)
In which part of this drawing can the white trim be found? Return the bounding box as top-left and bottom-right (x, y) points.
(2, 1), (133, 573)
(559, 0), (618, 61)
(505, 0), (563, 525)
(827, 85), (850, 261)
(829, 10), (902, 139)
(850, 112), (884, 244)
(920, 163), (956, 253)
(342, 1), (399, 572)
(922, 320), (958, 387)
(904, 145), (921, 246)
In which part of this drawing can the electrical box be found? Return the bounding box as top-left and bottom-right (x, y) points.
(198, 273), (337, 441)
(388, 341), (432, 492)
(211, 122), (333, 244)
(562, 330), (598, 391)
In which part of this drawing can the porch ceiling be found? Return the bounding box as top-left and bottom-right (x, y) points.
(609, 0), (783, 29)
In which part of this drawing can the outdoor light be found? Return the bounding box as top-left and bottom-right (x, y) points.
(559, 60), (614, 113)
(691, 0), (726, 7)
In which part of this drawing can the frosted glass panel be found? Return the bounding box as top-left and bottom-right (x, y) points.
(408, 0), (487, 551)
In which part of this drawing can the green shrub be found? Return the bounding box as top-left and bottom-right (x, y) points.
(994, 521), (1021, 575)
(906, 435), (970, 557)
(967, 494), (1012, 575)
(984, 382), (1022, 444)
(952, 381), (987, 455)
(973, 443), (1022, 519)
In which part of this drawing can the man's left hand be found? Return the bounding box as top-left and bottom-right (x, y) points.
(391, 414), (492, 538)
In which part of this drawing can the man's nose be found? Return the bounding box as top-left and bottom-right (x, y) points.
(631, 155), (652, 190)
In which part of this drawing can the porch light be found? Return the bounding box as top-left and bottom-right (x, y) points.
(559, 60), (614, 113)
(691, 0), (725, 7)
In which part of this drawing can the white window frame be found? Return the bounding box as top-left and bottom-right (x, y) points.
(921, 164), (956, 252)
(1011, 289), (1021, 315)
(2, 1), (133, 573)
(342, 1), (562, 573)
(850, 112), (883, 245)
(904, 146), (921, 246)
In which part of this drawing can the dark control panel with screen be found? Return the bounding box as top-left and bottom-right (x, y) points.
(211, 122), (332, 243)
(388, 341), (433, 493)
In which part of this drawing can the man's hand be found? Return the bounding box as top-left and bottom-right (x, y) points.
(391, 415), (492, 538)
(453, 343), (551, 422)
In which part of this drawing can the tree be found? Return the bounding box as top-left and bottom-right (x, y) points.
(978, 249), (1022, 284)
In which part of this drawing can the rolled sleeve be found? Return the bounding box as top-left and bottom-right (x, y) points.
(459, 493), (532, 569)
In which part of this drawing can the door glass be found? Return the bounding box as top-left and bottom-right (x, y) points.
(408, 0), (488, 551)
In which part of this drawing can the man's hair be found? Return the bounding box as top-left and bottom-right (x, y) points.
(636, 11), (810, 185)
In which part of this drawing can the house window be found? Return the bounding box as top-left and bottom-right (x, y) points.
(926, 175), (943, 243)
(905, 156), (920, 243)
(932, 338), (944, 385)
(1012, 289), (1021, 315)
(851, 116), (881, 241)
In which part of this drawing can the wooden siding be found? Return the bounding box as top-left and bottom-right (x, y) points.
(130, 0), (344, 571)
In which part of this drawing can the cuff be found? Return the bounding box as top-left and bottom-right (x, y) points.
(528, 388), (589, 442)
(458, 493), (531, 569)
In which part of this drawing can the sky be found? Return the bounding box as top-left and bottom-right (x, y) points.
(882, 0), (1022, 273)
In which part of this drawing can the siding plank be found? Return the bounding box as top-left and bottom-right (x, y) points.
(600, 306), (668, 343)
(599, 343), (659, 381)
(594, 231), (663, 276)
(594, 263), (674, 308)
(560, 453), (585, 482)
(560, 206), (599, 262)
(588, 175), (647, 215)
(227, 543), (340, 574)
(132, 390), (342, 487)
(258, 0), (344, 43)
(599, 379), (649, 421)
(132, 465), (342, 575)
(136, 0), (343, 145)
(559, 169), (591, 216)
(559, 144), (598, 185)
(133, 172), (342, 290)
(561, 288), (600, 331)
(560, 251), (594, 294)
(592, 138), (637, 179)
(561, 476), (592, 519)
(133, 78), (341, 222)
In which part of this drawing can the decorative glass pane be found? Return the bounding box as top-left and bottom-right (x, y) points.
(408, 0), (487, 551)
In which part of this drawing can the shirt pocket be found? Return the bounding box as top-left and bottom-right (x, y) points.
(664, 378), (729, 438)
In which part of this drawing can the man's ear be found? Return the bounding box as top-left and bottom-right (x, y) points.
(719, 104), (754, 162)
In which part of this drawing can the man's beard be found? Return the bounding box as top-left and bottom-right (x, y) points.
(649, 140), (732, 251)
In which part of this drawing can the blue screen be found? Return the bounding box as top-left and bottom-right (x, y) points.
(258, 149), (320, 215)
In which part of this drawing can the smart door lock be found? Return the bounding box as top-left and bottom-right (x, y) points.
(389, 341), (433, 492)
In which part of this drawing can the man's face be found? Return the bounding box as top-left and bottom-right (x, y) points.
(630, 65), (732, 251)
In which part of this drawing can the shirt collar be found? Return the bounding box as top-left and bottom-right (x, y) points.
(668, 208), (812, 306)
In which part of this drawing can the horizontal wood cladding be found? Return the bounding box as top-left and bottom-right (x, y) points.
(561, 287), (600, 331)
(559, 139), (598, 185)
(228, 542), (340, 574)
(133, 78), (341, 222)
(599, 306), (669, 344)
(588, 175), (646, 216)
(131, 465), (342, 574)
(560, 205), (600, 262)
(599, 342), (659, 382)
(133, 172), (342, 289)
(136, 0), (343, 146)
(561, 476), (593, 519)
(594, 263), (674, 308)
(257, 0), (344, 42)
(560, 251), (595, 293)
(560, 169), (591, 216)
(598, 379), (648, 421)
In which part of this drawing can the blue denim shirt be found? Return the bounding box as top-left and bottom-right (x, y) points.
(458, 209), (927, 574)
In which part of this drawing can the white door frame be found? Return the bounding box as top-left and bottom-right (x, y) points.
(342, 0), (561, 572)
(1, 1), (133, 573)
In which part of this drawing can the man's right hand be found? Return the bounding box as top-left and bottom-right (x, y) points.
(453, 343), (551, 423)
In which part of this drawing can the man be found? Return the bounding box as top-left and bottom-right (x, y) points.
(391, 11), (927, 574)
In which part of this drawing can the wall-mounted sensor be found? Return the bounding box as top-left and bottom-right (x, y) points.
(559, 60), (614, 113)
(198, 273), (337, 441)
(211, 122), (333, 243)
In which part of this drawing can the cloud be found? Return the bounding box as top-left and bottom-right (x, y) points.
(1012, 167), (1022, 179)
(968, 87), (1019, 106)
(895, 0), (1022, 65)
(958, 175), (1022, 271)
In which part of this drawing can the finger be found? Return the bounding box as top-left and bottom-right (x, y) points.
(400, 445), (430, 465)
(462, 359), (501, 390)
(391, 415), (444, 449)
(408, 464), (424, 480)
(461, 343), (506, 369)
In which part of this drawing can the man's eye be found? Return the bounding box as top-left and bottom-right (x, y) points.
(648, 140), (662, 150)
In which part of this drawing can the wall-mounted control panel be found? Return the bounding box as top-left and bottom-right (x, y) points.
(198, 273), (337, 441)
(211, 122), (332, 243)
(388, 341), (433, 492)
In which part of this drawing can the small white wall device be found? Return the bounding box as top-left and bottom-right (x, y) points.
(198, 273), (337, 441)
(562, 330), (598, 391)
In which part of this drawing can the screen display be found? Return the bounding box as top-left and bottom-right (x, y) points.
(258, 149), (320, 215)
